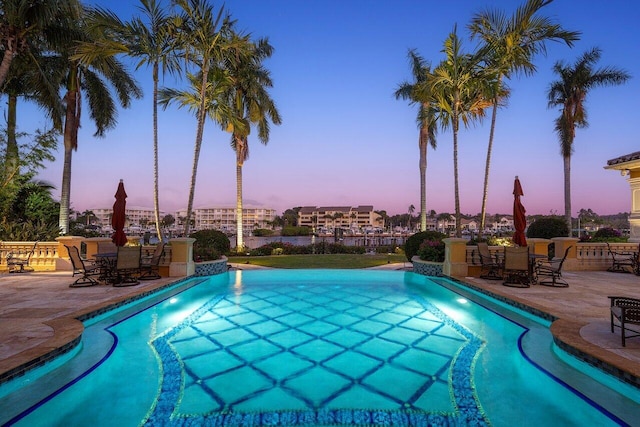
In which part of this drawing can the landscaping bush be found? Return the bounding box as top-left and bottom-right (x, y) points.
(526, 217), (568, 239)
(252, 228), (274, 237)
(281, 226), (311, 236)
(405, 231), (446, 261)
(417, 239), (445, 262)
(190, 229), (230, 261)
(591, 227), (627, 242)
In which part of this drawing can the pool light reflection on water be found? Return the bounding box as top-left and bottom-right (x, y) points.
(1, 269), (639, 426)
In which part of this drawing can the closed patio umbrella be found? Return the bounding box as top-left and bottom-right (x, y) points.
(111, 179), (128, 246)
(513, 176), (527, 247)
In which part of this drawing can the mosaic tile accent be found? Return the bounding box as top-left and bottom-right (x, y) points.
(144, 280), (487, 426)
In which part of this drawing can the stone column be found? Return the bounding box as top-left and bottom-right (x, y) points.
(527, 238), (551, 256)
(443, 238), (468, 277)
(55, 236), (85, 270)
(84, 237), (113, 260)
(169, 237), (196, 277)
(628, 175), (640, 243)
(551, 237), (579, 270)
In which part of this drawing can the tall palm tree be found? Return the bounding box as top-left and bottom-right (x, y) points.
(218, 34), (281, 250)
(469, 0), (580, 239)
(0, 0), (82, 88)
(407, 204), (415, 230)
(58, 9), (142, 234)
(171, 0), (232, 235)
(2, 54), (64, 181)
(432, 27), (492, 237)
(76, 0), (182, 243)
(395, 49), (438, 233)
(547, 47), (630, 236)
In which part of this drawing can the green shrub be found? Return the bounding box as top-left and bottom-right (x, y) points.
(252, 228), (274, 237)
(281, 226), (311, 236)
(590, 227), (627, 242)
(405, 231), (446, 261)
(526, 217), (568, 239)
(417, 239), (445, 262)
(189, 229), (230, 261)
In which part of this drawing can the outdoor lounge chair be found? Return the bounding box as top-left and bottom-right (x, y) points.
(139, 242), (165, 280)
(477, 242), (502, 280)
(6, 241), (38, 273)
(66, 245), (101, 287)
(113, 246), (141, 287)
(535, 246), (572, 287)
(606, 242), (637, 274)
(502, 246), (530, 288)
(609, 296), (640, 346)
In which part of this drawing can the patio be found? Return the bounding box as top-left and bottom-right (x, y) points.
(0, 266), (638, 389)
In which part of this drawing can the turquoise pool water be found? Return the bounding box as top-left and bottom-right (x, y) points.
(1, 270), (639, 426)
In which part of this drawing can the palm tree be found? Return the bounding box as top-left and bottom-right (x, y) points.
(395, 49), (438, 232)
(407, 204), (415, 230)
(58, 10), (143, 234)
(218, 34), (281, 250)
(547, 48), (630, 236)
(170, 0), (233, 235)
(469, 0), (580, 239)
(2, 54), (64, 182)
(432, 27), (492, 237)
(76, 0), (182, 243)
(0, 0), (82, 88)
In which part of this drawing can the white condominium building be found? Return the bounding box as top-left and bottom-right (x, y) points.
(175, 206), (277, 232)
(92, 206), (165, 230)
(298, 205), (384, 231)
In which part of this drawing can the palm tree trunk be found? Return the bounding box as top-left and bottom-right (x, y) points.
(564, 154), (572, 237)
(59, 86), (79, 235)
(453, 119), (462, 238)
(0, 48), (14, 89)
(5, 95), (19, 183)
(59, 146), (73, 235)
(184, 65), (210, 236)
(479, 100), (498, 240)
(152, 62), (163, 243)
(419, 130), (427, 232)
(236, 151), (244, 251)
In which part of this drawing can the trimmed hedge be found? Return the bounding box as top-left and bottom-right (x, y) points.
(405, 231), (446, 261)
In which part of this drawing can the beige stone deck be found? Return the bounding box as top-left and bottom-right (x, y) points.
(0, 266), (638, 388)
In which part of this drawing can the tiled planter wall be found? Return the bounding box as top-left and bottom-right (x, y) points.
(411, 257), (443, 276)
(194, 257), (228, 276)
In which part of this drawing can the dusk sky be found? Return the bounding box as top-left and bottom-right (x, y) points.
(24, 0), (640, 217)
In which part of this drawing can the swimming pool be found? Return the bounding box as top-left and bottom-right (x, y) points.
(1, 270), (639, 426)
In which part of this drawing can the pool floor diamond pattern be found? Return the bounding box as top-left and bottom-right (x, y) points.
(146, 280), (487, 426)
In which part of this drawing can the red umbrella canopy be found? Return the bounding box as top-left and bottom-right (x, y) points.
(111, 180), (128, 246)
(513, 176), (527, 247)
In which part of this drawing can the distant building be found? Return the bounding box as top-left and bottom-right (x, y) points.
(298, 205), (384, 231)
(92, 206), (164, 230)
(175, 206), (276, 233)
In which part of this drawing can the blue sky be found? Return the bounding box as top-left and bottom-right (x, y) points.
(26, 0), (640, 217)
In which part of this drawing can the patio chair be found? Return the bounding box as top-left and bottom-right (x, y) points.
(606, 242), (637, 274)
(97, 241), (118, 255)
(113, 246), (141, 287)
(477, 242), (503, 280)
(535, 246), (572, 287)
(502, 246), (530, 288)
(6, 241), (38, 273)
(609, 296), (640, 346)
(139, 242), (165, 280)
(66, 245), (101, 287)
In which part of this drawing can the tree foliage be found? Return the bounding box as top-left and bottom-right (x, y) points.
(526, 216), (568, 239)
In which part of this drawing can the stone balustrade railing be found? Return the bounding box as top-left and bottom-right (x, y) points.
(460, 238), (640, 277)
(0, 237), (202, 277)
